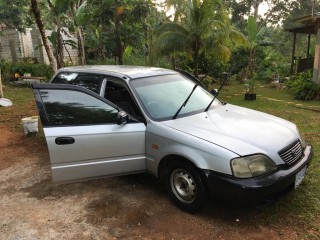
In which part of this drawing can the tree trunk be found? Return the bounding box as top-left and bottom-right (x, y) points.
(117, 36), (124, 65)
(31, 0), (57, 73)
(46, 0), (64, 69)
(71, 2), (86, 65)
(170, 54), (176, 70)
(193, 47), (199, 79)
(56, 26), (65, 69)
(253, 1), (260, 20)
(145, 25), (149, 65)
(114, 23), (123, 64)
(149, 30), (154, 65)
(246, 47), (256, 79)
(194, 61), (199, 79)
(77, 27), (86, 65)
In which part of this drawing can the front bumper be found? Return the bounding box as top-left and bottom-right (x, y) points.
(204, 144), (313, 205)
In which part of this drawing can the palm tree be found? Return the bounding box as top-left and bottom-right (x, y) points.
(164, 0), (190, 22)
(31, 0), (57, 72)
(155, 0), (246, 78)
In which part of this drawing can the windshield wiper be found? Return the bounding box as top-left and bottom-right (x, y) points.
(204, 74), (229, 112)
(172, 81), (201, 119)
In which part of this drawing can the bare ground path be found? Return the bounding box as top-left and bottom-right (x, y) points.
(0, 124), (311, 239)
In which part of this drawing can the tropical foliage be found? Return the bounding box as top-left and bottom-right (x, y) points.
(155, 0), (246, 77)
(286, 71), (320, 101)
(0, 0), (319, 99)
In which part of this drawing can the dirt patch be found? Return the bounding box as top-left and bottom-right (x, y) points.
(0, 125), (48, 170)
(0, 124), (318, 239)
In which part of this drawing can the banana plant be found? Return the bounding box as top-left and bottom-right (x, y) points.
(245, 15), (273, 80)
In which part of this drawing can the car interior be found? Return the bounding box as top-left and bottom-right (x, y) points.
(53, 72), (145, 122)
(104, 79), (144, 122)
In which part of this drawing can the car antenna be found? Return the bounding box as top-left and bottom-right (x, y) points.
(204, 72), (229, 112)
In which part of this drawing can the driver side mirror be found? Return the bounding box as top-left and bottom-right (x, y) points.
(210, 89), (218, 95)
(116, 111), (128, 125)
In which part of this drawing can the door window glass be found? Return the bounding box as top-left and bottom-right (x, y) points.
(40, 89), (118, 126)
(52, 73), (102, 94)
(104, 78), (143, 120)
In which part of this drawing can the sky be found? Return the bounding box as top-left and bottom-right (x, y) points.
(259, 2), (269, 16)
(156, 0), (270, 19)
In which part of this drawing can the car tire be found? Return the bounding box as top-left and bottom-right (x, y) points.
(165, 161), (207, 213)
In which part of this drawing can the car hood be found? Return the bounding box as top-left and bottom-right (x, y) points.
(162, 104), (298, 163)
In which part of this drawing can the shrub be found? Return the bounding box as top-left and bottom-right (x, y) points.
(0, 60), (54, 81)
(286, 71), (320, 101)
(12, 63), (53, 81)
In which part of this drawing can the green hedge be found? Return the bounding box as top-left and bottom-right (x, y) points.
(0, 60), (54, 81)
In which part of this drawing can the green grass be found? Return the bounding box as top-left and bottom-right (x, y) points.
(0, 83), (45, 141)
(1, 82), (320, 238)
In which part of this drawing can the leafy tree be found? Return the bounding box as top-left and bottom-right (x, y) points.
(68, 0), (88, 65)
(46, 0), (71, 69)
(113, 0), (152, 64)
(224, 0), (267, 30)
(163, 0), (191, 22)
(34, 0), (89, 67)
(224, 0), (315, 29)
(257, 0), (314, 28)
(83, 0), (153, 65)
(155, 0), (246, 77)
(0, 0), (32, 32)
(77, 0), (113, 61)
(143, 3), (166, 65)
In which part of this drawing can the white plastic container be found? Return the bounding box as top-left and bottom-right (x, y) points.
(21, 116), (39, 136)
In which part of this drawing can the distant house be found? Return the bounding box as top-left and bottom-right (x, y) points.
(287, 13), (320, 85)
(0, 26), (78, 64)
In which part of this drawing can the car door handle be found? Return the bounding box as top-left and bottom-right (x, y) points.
(55, 137), (75, 145)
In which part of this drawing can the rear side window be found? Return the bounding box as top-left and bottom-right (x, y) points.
(52, 73), (103, 94)
(40, 89), (118, 126)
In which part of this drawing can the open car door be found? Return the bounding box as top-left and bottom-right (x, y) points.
(32, 84), (146, 182)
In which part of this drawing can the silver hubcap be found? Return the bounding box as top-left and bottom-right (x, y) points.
(171, 169), (196, 203)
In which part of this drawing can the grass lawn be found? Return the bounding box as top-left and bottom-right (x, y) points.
(1, 81), (320, 238)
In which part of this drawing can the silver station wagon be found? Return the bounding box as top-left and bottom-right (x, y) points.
(32, 65), (313, 212)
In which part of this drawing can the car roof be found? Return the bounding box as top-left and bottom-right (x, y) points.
(57, 65), (177, 79)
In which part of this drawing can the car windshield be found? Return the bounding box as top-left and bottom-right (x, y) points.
(130, 74), (221, 120)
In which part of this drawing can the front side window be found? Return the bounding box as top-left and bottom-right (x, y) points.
(40, 89), (118, 126)
(130, 74), (221, 120)
(52, 73), (103, 94)
(104, 77), (144, 121)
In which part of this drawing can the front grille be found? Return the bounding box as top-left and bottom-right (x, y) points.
(278, 140), (304, 166)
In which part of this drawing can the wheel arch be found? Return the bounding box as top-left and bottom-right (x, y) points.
(158, 154), (205, 184)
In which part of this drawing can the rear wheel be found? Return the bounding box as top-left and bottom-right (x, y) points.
(165, 161), (207, 213)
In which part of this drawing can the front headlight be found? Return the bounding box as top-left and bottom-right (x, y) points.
(231, 155), (277, 178)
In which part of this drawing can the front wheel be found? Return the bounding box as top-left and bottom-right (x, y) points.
(165, 161), (207, 213)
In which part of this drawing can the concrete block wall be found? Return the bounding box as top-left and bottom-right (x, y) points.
(0, 28), (35, 62)
(1, 27), (79, 65)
